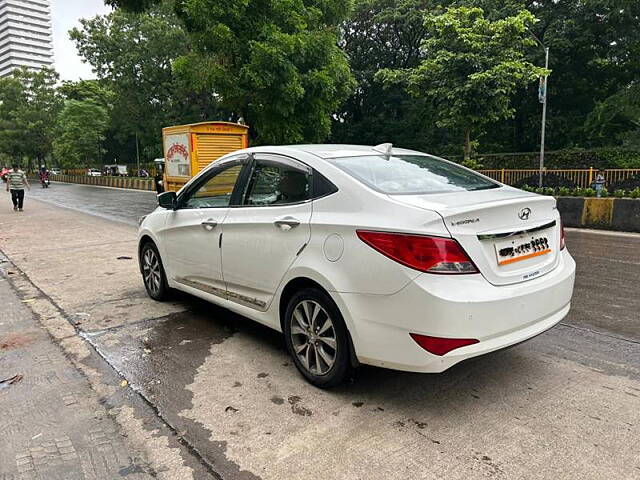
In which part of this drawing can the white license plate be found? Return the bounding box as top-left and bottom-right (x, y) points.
(494, 235), (551, 266)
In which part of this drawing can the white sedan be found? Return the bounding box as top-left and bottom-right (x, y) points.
(138, 144), (575, 387)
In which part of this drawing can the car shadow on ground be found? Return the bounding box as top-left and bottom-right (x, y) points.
(166, 289), (541, 401)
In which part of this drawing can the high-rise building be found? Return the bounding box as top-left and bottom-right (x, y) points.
(0, 0), (54, 78)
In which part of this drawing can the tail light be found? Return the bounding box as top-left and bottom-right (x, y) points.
(560, 220), (566, 250)
(356, 230), (478, 274)
(410, 333), (479, 356)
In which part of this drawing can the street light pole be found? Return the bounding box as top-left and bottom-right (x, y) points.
(538, 46), (549, 188)
(135, 131), (140, 177)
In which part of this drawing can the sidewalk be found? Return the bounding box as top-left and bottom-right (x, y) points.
(0, 277), (153, 479)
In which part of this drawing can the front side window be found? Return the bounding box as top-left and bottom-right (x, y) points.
(244, 159), (311, 206)
(329, 155), (499, 195)
(182, 164), (243, 208)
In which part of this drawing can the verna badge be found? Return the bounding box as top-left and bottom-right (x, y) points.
(518, 207), (532, 220)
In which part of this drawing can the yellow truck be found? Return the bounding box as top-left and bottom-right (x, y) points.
(162, 121), (249, 192)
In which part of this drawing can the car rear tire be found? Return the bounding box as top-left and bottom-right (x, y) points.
(284, 287), (352, 388)
(140, 242), (170, 301)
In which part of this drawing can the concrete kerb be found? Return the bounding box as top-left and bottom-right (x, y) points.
(557, 196), (640, 232)
(0, 249), (220, 480)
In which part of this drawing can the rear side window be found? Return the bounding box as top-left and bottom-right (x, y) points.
(312, 171), (338, 198)
(330, 155), (499, 194)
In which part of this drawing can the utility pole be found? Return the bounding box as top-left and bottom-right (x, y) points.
(538, 47), (549, 188)
(135, 131), (140, 177)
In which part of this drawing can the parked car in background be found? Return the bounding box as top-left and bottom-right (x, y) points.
(87, 168), (102, 177)
(104, 164), (128, 176)
(49, 168), (61, 175)
(138, 144), (576, 387)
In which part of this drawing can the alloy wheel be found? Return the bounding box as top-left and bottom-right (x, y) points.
(290, 300), (337, 376)
(142, 247), (162, 295)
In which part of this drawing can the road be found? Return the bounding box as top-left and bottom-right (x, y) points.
(1, 181), (639, 479)
(28, 180), (158, 226)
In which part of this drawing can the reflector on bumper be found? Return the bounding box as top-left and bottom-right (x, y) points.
(410, 333), (479, 356)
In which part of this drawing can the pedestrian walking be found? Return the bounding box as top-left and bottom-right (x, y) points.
(594, 169), (606, 198)
(6, 164), (30, 211)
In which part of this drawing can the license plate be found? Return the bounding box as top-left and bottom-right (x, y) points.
(494, 235), (551, 266)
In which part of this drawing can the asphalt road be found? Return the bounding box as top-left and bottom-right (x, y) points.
(27, 180), (158, 226)
(2, 181), (639, 479)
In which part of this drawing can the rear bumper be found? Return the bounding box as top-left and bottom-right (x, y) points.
(334, 249), (576, 373)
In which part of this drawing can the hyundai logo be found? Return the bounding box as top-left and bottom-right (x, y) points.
(518, 207), (532, 220)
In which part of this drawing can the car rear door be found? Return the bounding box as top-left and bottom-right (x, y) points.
(220, 154), (312, 311)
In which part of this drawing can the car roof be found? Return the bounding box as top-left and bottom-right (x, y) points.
(274, 144), (430, 160)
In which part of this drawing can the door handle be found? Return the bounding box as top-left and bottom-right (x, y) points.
(201, 219), (218, 231)
(274, 216), (301, 230)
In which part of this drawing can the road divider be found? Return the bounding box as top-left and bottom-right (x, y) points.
(50, 174), (155, 191)
(557, 197), (640, 232)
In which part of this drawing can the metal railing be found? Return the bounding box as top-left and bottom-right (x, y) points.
(477, 168), (640, 189)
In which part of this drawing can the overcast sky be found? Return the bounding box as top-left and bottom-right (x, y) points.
(51, 0), (112, 81)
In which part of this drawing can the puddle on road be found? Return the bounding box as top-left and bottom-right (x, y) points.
(88, 297), (267, 480)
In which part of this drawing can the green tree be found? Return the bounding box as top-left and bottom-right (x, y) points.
(53, 100), (110, 168)
(585, 82), (640, 148)
(379, 6), (546, 160)
(106, 0), (355, 144)
(486, 0), (640, 153)
(333, 0), (450, 151)
(71, 1), (218, 161)
(0, 68), (61, 169)
(0, 74), (26, 164)
(58, 79), (114, 107)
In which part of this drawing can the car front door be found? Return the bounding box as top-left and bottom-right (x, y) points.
(159, 156), (248, 299)
(221, 154), (313, 311)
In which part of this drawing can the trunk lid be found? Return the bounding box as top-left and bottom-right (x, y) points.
(389, 187), (561, 286)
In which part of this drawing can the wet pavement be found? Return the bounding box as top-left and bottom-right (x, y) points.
(1, 183), (640, 479)
(0, 277), (155, 479)
(27, 181), (158, 226)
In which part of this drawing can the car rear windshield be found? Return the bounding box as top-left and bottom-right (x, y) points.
(329, 154), (499, 194)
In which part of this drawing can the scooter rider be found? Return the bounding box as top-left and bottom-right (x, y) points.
(39, 165), (50, 188)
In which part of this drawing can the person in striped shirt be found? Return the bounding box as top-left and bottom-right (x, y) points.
(6, 164), (30, 212)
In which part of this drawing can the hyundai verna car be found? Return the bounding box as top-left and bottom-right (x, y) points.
(138, 144), (576, 387)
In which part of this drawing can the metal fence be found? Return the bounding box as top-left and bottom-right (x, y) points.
(477, 168), (640, 189)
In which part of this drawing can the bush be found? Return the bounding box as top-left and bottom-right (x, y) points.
(475, 148), (640, 169)
(514, 173), (577, 189)
(613, 189), (626, 198)
(518, 185), (640, 198)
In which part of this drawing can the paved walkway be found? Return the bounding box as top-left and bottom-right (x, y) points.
(0, 275), (153, 479)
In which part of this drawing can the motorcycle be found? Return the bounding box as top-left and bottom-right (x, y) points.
(41, 177), (50, 188)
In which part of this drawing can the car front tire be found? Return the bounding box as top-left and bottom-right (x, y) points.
(284, 287), (352, 388)
(140, 242), (170, 301)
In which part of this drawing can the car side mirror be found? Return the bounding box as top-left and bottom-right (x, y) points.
(158, 191), (177, 210)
